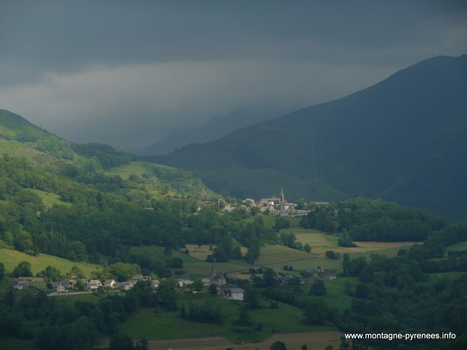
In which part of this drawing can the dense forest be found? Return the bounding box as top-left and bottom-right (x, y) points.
(300, 198), (448, 242)
(0, 152), (278, 269)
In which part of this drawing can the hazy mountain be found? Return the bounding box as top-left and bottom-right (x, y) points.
(140, 107), (288, 155)
(145, 55), (467, 221)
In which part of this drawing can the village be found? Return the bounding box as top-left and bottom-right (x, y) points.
(9, 264), (337, 300)
(202, 189), (328, 217)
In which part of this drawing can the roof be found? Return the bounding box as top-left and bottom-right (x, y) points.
(227, 288), (245, 293)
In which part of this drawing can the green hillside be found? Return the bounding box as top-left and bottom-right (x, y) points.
(0, 109), (220, 263)
(147, 55), (467, 221)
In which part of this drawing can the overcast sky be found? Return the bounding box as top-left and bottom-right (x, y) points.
(0, 0), (466, 151)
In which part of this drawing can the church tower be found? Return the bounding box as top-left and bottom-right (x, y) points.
(279, 188), (285, 204)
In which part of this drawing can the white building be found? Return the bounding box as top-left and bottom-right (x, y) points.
(225, 288), (244, 301)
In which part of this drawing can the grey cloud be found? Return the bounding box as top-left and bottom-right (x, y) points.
(0, 0), (465, 151)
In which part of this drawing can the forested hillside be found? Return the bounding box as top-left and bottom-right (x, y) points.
(0, 109), (278, 268)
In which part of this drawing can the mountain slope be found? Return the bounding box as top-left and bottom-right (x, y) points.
(140, 107), (287, 155)
(146, 55), (467, 221)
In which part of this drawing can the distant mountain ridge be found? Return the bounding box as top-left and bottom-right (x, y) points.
(140, 107), (287, 155)
(145, 55), (467, 221)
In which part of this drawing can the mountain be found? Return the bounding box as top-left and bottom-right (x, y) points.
(145, 55), (467, 221)
(140, 107), (287, 155)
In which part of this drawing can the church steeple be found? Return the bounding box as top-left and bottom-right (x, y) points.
(279, 188), (285, 204)
(210, 265), (217, 277)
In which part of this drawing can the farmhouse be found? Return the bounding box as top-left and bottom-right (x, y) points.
(225, 288), (245, 301)
(51, 282), (67, 293)
(84, 279), (103, 290)
(13, 280), (29, 291)
(116, 281), (137, 290)
(60, 280), (77, 288)
(104, 279), (116, 288)
(324, 274), (337, 280)
(150, 279), (160, 289)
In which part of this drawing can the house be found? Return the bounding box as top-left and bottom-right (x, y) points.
(324, 274), (337, 281)
(225, 288), (245, 301)
(60, 280), (77, 289)
(13, 281), (29, 291)
(51, 282), (67, 293)
(87, 279), (103, 290)
(306, 268), (325, 278)
(150, 279), (160, 289)
(176, 279), (194, 288)
(9, 277), (45, 283)
(104, 279), (116, 288)
(116, 281), (137, 290)
(131, 274), (149, 281)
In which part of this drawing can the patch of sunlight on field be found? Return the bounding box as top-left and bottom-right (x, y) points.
(0, 249), (101, 277)
(29, 189), (71, 208)
(445, 240), (467, 252)
(257, 244), (311, 265)
(108, 162), (147, 179)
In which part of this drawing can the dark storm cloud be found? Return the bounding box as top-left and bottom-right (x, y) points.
(0, 0), (465, 151)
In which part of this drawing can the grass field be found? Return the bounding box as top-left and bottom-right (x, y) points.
(0, 248), (101, 277)
(120, 293), (336, 344)
(0, 337), (35, 350)
(130, 229), (422, 278)
(445, 240), (467, 252)
(108, 162), (148, 179)
(29, 189), (72, 208)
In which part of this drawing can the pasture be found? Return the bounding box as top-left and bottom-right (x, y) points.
(108, 162), (147, 179)
(445, 240), (467, 252)
(29, 189), (72, 208)
(0, 248), (101, 277)
(120, 293), (335, 344)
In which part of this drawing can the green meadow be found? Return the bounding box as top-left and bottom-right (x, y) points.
(120, 293), (334, 343)
(445, 240), (467, 252)
(0, 248), (101, 277)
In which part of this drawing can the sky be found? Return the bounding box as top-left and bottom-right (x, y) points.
(0, 0), (466, 152)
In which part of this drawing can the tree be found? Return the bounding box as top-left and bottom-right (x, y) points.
(110, 333), (134, 350)
(274, 217), (290, 232)
(342, 253), (351, 276)
(234, 307), (254, 327)
(12, 261), (32, 277)
(303, 300), (337, 325)
(208, 283), (218, 295)
(270, 341), (287, 350)
(296, 198), (306, 210)
(191, 279), (204, 291)
(304, 244), (311, 253)
(301, 345), (308, 350)
(135, 338), (148, 350)
(0, 262), (5, 279)
(325, 250), (340, 260)
(310, 279), (327, 296)
(39, 265), (62, 281)
(70, 241), (87, 261)
(243, 285), (261, 309)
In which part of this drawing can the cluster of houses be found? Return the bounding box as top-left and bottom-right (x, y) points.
(9, 275), (160, 293)
(204, 189), (328, 217)
(273, 268), (337, 285)
(9, 269), (247, 301)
